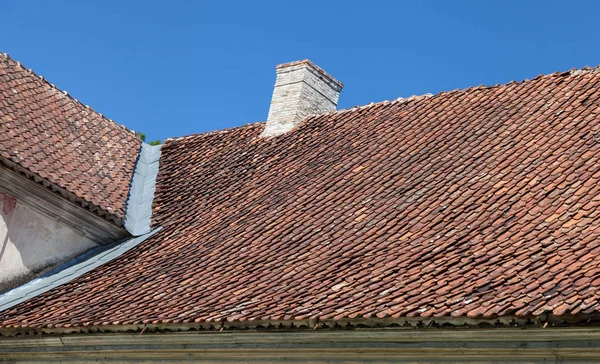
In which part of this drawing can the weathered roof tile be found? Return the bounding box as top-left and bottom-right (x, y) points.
(3, 67), (600, 329)
(0, 53), (140, 223)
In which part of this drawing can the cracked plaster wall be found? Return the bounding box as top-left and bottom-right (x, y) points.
(0, 193), (98, 292)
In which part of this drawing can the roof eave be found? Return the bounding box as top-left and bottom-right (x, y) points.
(3, 313), (600, 336)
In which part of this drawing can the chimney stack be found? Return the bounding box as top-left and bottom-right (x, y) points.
(262, 60), (343, 137)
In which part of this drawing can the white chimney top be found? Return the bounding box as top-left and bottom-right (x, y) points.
(262, 60), (344, 137)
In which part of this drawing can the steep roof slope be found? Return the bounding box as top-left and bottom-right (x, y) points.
(0, 53), (141, 223)
(2, 67), (600, 330)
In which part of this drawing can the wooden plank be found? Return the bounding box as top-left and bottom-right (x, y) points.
(4, 328), (600, 362)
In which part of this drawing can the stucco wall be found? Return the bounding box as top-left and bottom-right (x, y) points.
(0, 194), (98, 292)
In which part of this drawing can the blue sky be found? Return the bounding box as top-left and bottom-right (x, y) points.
(2, 0), (600, 142)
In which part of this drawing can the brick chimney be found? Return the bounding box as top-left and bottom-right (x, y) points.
(262, 60), (344, 137)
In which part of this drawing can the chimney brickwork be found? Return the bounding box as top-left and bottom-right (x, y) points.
(262, 60), (343, 137)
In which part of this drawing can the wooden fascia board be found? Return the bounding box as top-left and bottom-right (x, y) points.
(2, 328), (600, 362)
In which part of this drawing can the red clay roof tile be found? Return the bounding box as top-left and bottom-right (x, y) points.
(3, 66), (600, 330)
(0, 53), (140, 223)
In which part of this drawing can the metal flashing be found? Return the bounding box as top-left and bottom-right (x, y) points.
(124, 143), (162, 236)
(0, 228), (161, 313)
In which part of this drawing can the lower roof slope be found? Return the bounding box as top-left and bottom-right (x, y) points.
(2, 68), (600, 329)
(0, 53), (141, 223)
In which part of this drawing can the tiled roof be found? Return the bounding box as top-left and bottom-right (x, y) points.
(3, 67), (600, 330)
(0, 53), (141, 223)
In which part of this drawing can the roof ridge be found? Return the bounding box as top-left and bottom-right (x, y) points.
(324, 63), (600, 117)
(164, 63), (600, 143)
(0, 51), (139, 139)
(164, 122), (265, 142)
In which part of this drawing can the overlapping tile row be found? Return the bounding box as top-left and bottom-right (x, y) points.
(3, 68), (600, 329)
(0, 54), (140, 222)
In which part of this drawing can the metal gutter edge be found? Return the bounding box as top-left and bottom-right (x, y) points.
(123, 143), (162, 236)
(0, 228), (162, 313)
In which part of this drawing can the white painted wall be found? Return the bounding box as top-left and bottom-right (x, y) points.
(262, 61), (343, 137)
(0, 194), (98, 292)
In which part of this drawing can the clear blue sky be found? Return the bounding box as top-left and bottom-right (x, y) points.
(3, 0), (600, 142)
